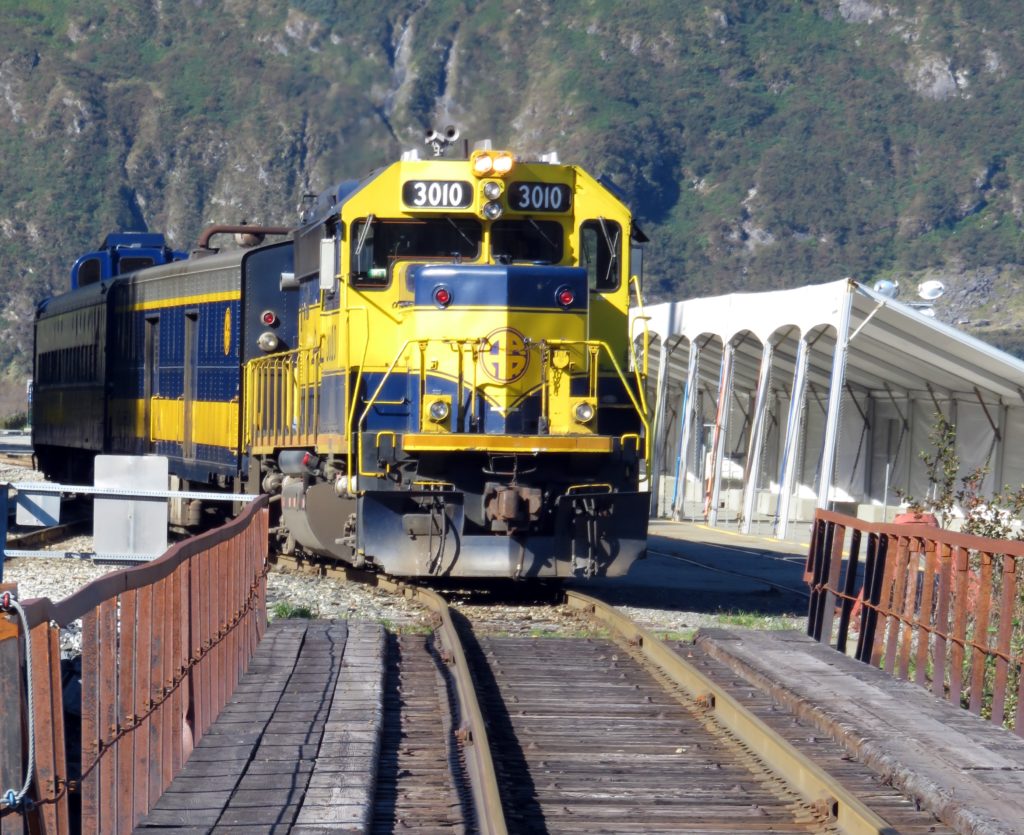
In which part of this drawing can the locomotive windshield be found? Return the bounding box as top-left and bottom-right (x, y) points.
(490, 219), (563, 264)
(351, 217), (482, 286)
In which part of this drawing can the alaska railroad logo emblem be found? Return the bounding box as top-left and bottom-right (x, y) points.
(481, 327), (529, 383)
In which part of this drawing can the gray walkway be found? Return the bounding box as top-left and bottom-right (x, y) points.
(699, 629), (1024, 835)
(135, 619), (384, 834)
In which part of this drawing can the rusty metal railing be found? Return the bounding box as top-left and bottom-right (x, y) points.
(0, 497), (269, 833)
(807, 509), (1024, 735)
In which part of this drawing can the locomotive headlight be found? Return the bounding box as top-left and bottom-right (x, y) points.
(482, 200), (503, 220)
(574, 401), (595, 424)
(482, 180), (504, 200)
(429, 399), (450, 421)
(472, 152), (494, 177)
(493, 152), (514, 175)
(257, 331), (279, 352)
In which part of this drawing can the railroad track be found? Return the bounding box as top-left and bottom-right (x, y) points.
(4, 490), (91, 550)
(270, 556), (949, 833)
(0, 451), (33, 467)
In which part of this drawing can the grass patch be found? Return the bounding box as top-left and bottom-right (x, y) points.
(270, 601), (316, 620)
(715, 611), (803, 630)
(652, 630), (697, 643)
(393, 621), (434, 636)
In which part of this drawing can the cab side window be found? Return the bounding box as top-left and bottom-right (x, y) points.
(351, 219), (383, 286)
(580, 219), (621, 291)
(77, 258), (101, 287)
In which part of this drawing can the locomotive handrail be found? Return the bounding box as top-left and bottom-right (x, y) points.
(545, 337), (651, 467)
(629, 273), (651, 384)
(353, 336), (651, 483)
(344, 305), (371, 497)
(354, 338), (417, 485)
(244, 345), (321, 451)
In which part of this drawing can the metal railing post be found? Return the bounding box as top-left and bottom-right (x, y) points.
(809, 509), (1024, 736)
(0, 581), (24, 824)
(0, 486), (7, 583)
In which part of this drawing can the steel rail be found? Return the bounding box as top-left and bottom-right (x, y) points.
(371, 575), (507, 835)
(565, 590), (895, 835)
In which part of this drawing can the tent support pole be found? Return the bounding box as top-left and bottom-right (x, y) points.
(648, 340), (673, 517)
(776, 338), (809, 539)
(741, 341), (773, 534)
(816, 286), (853, 513)
(671, 345), (700, 521)
(708, 342), (735, 526)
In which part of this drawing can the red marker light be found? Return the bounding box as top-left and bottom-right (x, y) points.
(434, 287), (452, 307)
(261, 310), (278, 326)
(557, 287), (575, 308)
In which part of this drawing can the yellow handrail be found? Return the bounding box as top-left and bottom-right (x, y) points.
(628, 273), (651, 416)
(545, 337), (651, 470)
(244, 346), (321, 450)
(355, 339), (417, 483)
(348, 335), (651, 484)
(343, 306), (371, 496)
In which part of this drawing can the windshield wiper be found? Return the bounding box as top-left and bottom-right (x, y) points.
(597, 216), (620, 285)
(527, 217), (558, 251)
(354, 213), (375, 258)
(445, 216), (475, 250)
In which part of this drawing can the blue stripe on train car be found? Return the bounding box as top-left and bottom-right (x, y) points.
(107, 301), (243, 402)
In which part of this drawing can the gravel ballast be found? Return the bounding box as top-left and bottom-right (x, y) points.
(3, 459), (805, 651)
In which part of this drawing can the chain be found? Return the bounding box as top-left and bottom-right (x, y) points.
(28, 562), (269, 805)
(0, 591), (35, 814)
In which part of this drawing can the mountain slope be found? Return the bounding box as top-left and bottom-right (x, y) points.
(2, 0), (1024, 409)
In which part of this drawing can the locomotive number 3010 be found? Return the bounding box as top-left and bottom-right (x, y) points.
(402, 180), (473, 209)
(508, 182), (572, 212)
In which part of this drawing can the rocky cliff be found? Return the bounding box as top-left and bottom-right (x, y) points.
(2, 0), (1024, 413)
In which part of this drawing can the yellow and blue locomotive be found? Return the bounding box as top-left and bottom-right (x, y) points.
(33, 143), (650, 579)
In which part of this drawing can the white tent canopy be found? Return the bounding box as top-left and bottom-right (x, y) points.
(637, 279), (1024, 538)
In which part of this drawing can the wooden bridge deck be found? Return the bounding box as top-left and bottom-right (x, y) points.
(134, 619), (385, 834)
